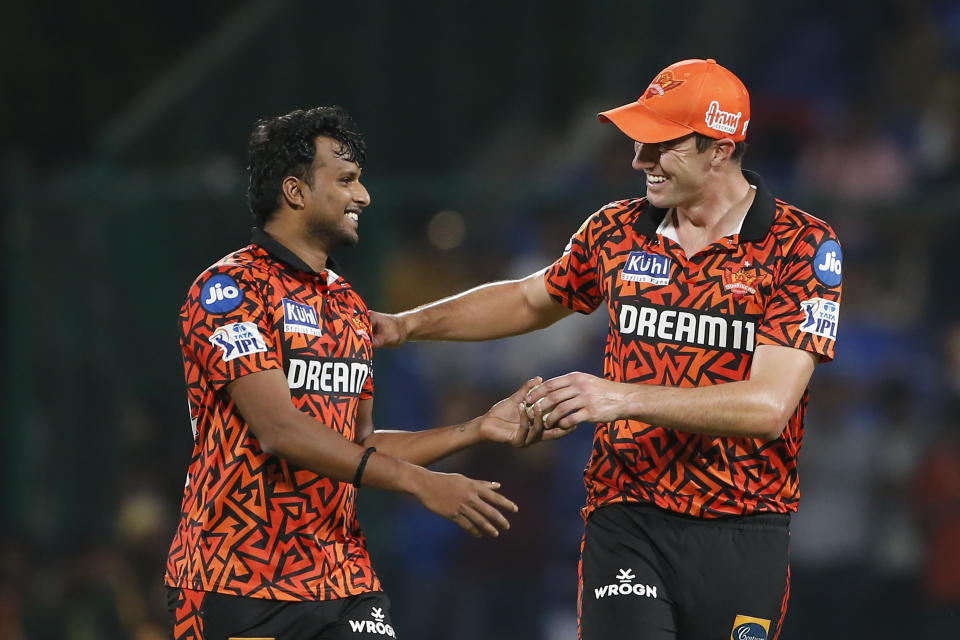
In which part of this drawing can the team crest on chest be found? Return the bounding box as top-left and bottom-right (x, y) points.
(350, 313), (370, 339)
(723, 262), (759, 300)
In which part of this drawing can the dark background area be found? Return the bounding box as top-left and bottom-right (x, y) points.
(3, 1), (960, 637)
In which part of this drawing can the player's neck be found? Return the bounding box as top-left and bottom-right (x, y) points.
(671, 170), (753, 255)
(262, 219), (330, 273)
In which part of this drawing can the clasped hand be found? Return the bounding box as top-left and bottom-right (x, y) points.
(478, 377), (578, 447)
(521, 372), (629, 429)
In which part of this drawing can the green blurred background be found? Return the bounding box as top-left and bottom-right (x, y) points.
(3, 0), (960, 637)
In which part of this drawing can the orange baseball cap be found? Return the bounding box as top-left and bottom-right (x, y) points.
(598, 58), (750, 143)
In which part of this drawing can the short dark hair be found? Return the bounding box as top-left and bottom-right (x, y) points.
(694, 132), (748, 163)
(247, 106), (367, 227)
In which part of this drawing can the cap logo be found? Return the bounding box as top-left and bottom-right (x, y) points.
(644, 71), (684, 99)
(704, 100), (742, 135)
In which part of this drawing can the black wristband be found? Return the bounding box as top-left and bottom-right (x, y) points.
(353, 446), (377, 488)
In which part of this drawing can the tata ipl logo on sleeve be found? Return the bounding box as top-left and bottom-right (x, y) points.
(729, 615), (770, 640)
(200, 274), (244, 313)
(800, 298), (839, 340)
(209, 322), (268, 362)
(282, 298), (322, 337)
(813, 239), (843, 286)
(621, 251), (673, 286)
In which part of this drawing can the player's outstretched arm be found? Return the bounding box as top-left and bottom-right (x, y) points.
(228, 369), (517, 538)
(356, 376), (576, 467)
(370, 268), (572, 348)
(524, 344), (818, 441)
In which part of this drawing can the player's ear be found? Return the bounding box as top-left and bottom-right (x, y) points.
(281, 176), (306, 210)
(712, 138), (736, 166)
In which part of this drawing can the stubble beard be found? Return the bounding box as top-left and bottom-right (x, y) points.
(305, 214), (358, 254)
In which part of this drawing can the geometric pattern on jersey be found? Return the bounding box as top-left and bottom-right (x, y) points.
(544, 171), (842, 520)
(169, 587), (205, 640)
(166, 228), (381, 601)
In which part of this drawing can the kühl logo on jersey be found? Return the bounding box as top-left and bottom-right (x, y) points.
(594, 568), (659, 600)
(282, 298), (322, 336)
(621, 251), (672, 286)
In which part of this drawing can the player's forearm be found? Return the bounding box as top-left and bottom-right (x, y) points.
(256, 409), (430, 494)
(360, 418), (483, 467)
(621, 380), (792, 441)
(401, 274), (558, 341)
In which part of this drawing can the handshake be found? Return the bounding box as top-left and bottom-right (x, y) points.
(506, 370), (622, 437)
(521, 391), (557, 425)
(478, 378), (578, 450)
(423, 371), (618, 538)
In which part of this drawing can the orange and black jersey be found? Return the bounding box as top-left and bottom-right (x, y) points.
(165, 228), (381, 601)
(545, 171), (842, 519)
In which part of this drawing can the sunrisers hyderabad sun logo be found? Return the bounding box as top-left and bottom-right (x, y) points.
(722, 265), (759, 300)
(350, 313), (371, 339)
(644, 71), (684, 99)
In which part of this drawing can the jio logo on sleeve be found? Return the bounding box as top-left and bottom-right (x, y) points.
(200, 274), (244, 313)
(813, 239), (842, 287)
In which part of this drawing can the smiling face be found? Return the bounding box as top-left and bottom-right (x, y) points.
(300, 136), (371, 252)
(632, 134), (716, 209)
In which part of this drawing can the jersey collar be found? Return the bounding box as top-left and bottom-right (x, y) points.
(635, 170), (776, 243)
(251, 227), (340, 276)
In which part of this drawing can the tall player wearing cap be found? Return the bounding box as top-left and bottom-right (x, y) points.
(371, 59), (842, 640)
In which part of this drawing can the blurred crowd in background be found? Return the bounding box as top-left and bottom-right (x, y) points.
(2, 0), (960, 638)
